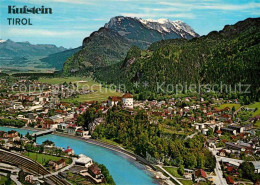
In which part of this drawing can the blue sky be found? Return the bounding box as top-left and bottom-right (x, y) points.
(1, 0), (259, 48)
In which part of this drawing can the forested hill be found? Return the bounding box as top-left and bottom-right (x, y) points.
(93, 18), (260, 99)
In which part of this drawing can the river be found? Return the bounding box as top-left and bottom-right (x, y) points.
(0, 126), (157, 185)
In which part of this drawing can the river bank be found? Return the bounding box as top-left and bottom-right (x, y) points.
(0, 126), (160, 185)
(24, 127), (157, 170)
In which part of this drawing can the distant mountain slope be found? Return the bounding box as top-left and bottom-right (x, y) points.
(63, 16), (199, 75)
(40, 47), (81, 70)
(93, 18), (260, 98)
(0, 39), (66, 58)
(104, 16), (198, 48)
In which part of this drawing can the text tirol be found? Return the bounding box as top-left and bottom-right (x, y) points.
(7, 5), (52, 25)
(7, 18), (32, 25)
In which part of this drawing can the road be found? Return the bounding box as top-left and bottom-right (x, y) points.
(210, 146), (245, 185)
(217, 156), (244, 164)
(156, 165), (183, 185)
(209, 147), (228, 185)
(234, 105), (244, 116)
(214, 157), (228, 185)
(185, 132), (198, 140)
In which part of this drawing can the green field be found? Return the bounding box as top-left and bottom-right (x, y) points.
(255, 121), (260, 128)
(163, 167), (193, 185)
(164, 167), (183, 178)
(246, 102), (260, 117)
(66, 172), (94, 185)
(24, 152), (71, 166)
(39, 77), (121, 102)
(0, 175), (15, 185)
(179, 179), (193, 185)
(39, 77), (90, 85)
(217, 103), (241, 111)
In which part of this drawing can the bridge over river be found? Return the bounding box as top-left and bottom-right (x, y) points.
(31, 129), (54, 137)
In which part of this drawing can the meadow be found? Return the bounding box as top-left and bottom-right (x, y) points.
(217, 103), (241, 111)
(245, 102), (260, 117)
(39, 77), (121, 103)
(24, 152), (71, 166)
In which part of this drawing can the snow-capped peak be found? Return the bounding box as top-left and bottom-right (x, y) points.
(104, 16), (199, 39)
(137, 18), (198, 37)
(0, 39), (6, 43)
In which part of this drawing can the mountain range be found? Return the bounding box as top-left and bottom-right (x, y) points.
(0, 39), (69, 70)
(63, 16), (199, 74)
(0, 39), (66, 58)
(93, 17), (260, 99)
(1, 16), (198, 71)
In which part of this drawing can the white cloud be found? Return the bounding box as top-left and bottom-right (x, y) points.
(10, 0), (95, 5)
(159, 1), (260, 11)
(121, 13), (195, 19)
(51, 0), (94, 4)
(6, 28), (89, 37)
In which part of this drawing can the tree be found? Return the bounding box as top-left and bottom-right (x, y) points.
(204, 151), (216, 171)
(239, 162), (258, 182)
(197, 154), (205, 169)
(25, 132), (33, 140)
(98, 164), (115, 185)
(184, 154), (197, 169)
(5, 173), (11, 185)
(177, 165), (184, 176)
(207, 128), (214, 137)
(83, 108), (97, 127)
(42, 140), (54, 146)
(77, 115), (85, 126)
(232, 106), (236, 113)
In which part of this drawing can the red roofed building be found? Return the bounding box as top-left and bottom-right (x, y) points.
(64, 146), (74, 155)
(226, 176), (234, 184)
(220, 114), (231, 122)
(226, 166), (239, 176)
(195, 169), (207, 179)
(108, 96), (121, 107)
(42, 119), (54, 129)
(218, 149), (227, 157)
(207, 112), (213, 117)
(89, 164), (103, 179)
(122, 93), (133, 98)
(216, 129), (222, 135)
(7, 130), (18, 138)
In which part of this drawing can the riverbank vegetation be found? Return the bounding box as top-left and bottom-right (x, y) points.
(97, 163), (115, 185)
(0, 118), (25, 128)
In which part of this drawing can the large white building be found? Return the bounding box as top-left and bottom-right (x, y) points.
(107, 93), (134, 109)
(76, 154), (93, 168)
(122, 93), (133, 109)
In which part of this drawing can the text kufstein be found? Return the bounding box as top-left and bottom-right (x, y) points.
(7, 5), (52, 25)
(8, 5), (52, 14)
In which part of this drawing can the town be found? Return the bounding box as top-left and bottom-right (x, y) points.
(0, 75), (259, 185)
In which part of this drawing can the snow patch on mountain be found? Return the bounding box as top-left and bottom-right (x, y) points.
(138, 18), (198, 37)
(0, 40), (6, 43)
(105, 16), (199, 39)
